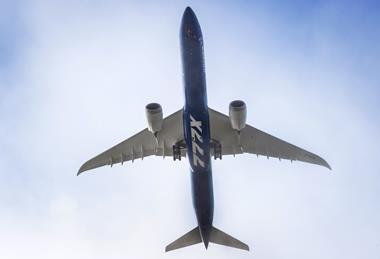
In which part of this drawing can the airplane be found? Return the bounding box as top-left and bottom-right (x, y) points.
(78, 6), (331, 252)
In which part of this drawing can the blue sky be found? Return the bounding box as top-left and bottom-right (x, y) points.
(1, 1), (380, 258)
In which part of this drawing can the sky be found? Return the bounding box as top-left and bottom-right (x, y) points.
(1, 0), (380, 258)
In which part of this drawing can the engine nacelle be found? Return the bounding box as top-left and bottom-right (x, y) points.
(146, 103), (163, 134)
(229, 100), (247, 131)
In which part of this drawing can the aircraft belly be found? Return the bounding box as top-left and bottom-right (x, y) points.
(181, 6), (215, 234)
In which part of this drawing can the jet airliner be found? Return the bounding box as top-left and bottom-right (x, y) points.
(78, 7), (331, 252)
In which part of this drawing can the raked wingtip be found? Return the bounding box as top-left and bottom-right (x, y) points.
(77, 164), (87, 176)
(322, 159), (332, 171)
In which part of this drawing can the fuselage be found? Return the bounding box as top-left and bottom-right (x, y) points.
(180, 7), (214, 248)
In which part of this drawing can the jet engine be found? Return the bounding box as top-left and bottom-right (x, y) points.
(146, 103), (163, 134)
(229, 100), (247, 131)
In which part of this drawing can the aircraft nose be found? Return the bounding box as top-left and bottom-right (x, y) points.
(181, 6), (197, 29)
(180, 6), (202, 40)
(183, 6), (195, 19)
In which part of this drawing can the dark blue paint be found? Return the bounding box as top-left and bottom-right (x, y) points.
(180, 7), (214, 248)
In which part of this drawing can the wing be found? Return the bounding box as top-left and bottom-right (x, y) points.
(78, 109), (185, 175)
(209, 108), (331, 169)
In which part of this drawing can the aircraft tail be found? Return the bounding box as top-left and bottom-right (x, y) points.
(165, 226), (249, 252)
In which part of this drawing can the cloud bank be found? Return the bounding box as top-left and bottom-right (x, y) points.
(0, 1), (379, 258)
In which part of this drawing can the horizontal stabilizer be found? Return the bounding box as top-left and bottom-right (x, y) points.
(165, 227), (202, 252)
(210, 226), (249, 251)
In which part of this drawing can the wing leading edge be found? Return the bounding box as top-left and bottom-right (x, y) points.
(78, 109), (185, 175)
(208, 108), (331, 170)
